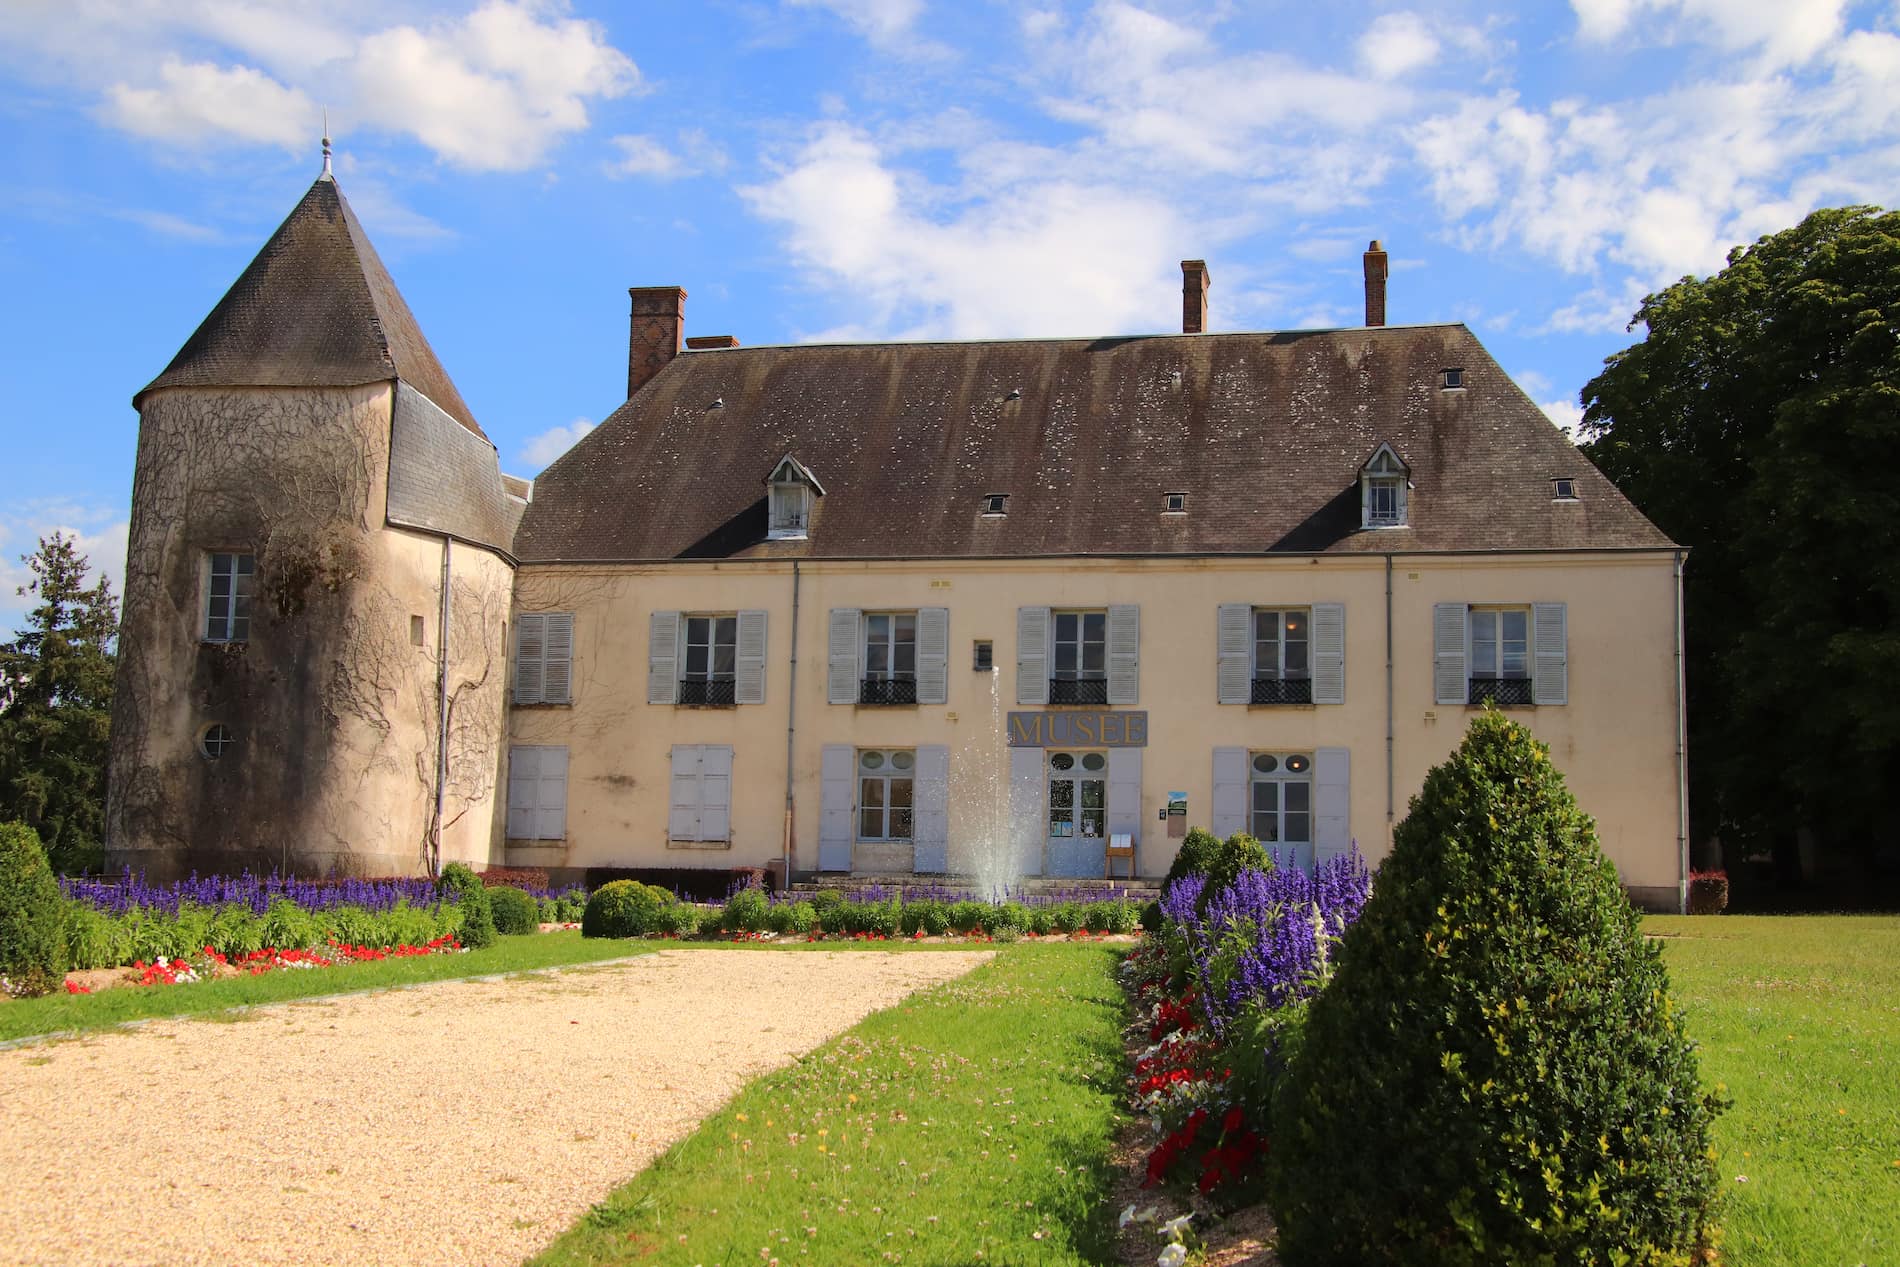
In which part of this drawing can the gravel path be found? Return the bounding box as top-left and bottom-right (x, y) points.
(1, 948), (993, 1267)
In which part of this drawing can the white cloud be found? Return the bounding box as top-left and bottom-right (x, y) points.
(1357, 12), (1441, 79)
(0, 505), (128, 639)
(1572, 0), (1847, 68)
(519, 418), (595, 470)
(102, 59), (312, 150)
(605, 134), (684, 179)
(787, 0), (925, 45)
(1539, 398), (1583, 437)
(1514, 368), (1554, 397)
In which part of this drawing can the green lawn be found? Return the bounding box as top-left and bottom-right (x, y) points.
(0, 931), (653, 1044)
(1646, 915), (1900, 1266)
(532, 942), (1130, 1267)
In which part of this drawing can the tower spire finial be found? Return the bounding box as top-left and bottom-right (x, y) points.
(321, 108), (332, 178)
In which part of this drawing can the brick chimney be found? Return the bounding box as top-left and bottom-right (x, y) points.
(628, 285), (686, 397)
(1363, 240), (1388, 328)
(1181, 259), (1210, 333)
(686, 334), (740, 350)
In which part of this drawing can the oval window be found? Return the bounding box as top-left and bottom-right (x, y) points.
(199, 723), (234, 760)
(1080, 752), (1106, 772)
(1285, 753), (1311, 774)
(861, 750), (885, 770)
(890, 750), (915, 771)
(1252, 753), (1278, 774)
(1050, 752), (1075, 771)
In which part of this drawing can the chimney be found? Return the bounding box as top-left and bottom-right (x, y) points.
(1363, 240), (1388, 327)
(686, 334), (740, 350)
(1181, 259), (1210, 333)
(627, 285), (686, 397)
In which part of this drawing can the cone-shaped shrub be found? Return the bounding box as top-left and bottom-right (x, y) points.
(0, 820), (64, 996)
(436, 862), (494, 948)
(1266, 712), (1721, 1266)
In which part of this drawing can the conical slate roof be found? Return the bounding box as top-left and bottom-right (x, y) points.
(135, 175), (483, 438)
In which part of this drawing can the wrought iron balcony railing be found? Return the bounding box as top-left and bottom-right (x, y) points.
(678, 678), (737, 706)
(859, 676), (919, 705)
(1467, 676), (1534, 707)
(1048, 677), (1109, 705)
(1250, 677), (1313, 705)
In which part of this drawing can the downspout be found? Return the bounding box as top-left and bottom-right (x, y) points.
(1385, 554), (1395, 838)
(432, 536), (452, 878)
(1674, 550), (1689, 915)
(782, 561), (802, 888)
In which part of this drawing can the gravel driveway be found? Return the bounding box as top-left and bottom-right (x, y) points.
(1, 947), (993, 1267)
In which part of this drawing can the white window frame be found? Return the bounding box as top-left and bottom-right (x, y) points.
(1051, 609), (1107, 683)
(203, 551), (254, 643)
(1252, 608), (1311, 682)
(857, 748), (916, 841)
(1046, 750), (1109, 841)
(862, 612), (918, 683)
(1468, 606), (1532, 683)
(1249, 752), (1313, 847)
(1360, 445), (1410, 529)
(682, 614), (738, 684)
(768, 482), (811, 539)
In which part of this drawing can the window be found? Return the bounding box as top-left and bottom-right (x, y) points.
(1468, 607), (1532, 706)
(506, 746), (568, 841)
(410, 615), (425, 646)
(513, 613), (574, 705)
(858, 749), (915, 840)
(973, 639), (993, 671)
(1442, 367), (1465, 389)
(981, 493), (1008, 516)
(198, 723), (233, 760)
(1359, 444), (1409, 529)
(203, 552), (254, 642)
(1051, 610), (1107, 704)
(765, 454), (824, 540)
(1250, 752), (1312, 846)
(1251, 608), (1312, 704)
(1552, 478), (1578, 500)
(681, 614), (738, 706)
(860, 612), (918, 704)
(1047, 750), (1108, 840)
(1163, 491), (1187, 513)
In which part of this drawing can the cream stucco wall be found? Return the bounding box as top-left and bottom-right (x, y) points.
(507, 551), (1683, 903)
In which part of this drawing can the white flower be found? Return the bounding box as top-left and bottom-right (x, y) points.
(1157, 1244), (1188, 1267)
(1159, 1213), (1194, 1240)
(1118, 1205), (1138, 1229)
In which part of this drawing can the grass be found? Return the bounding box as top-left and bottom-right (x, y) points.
(532, 942), (1131, 1267)
(1646, 915), (1900, 1266)
(0, 931), (654, 1044)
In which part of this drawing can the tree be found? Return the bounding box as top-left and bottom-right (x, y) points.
(0, 532), (118, 873)
(1581, 206), (1900, 894)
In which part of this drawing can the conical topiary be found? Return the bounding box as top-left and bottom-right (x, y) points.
(1266, 712), (1722, 1266)
(0, 820), (65, 997)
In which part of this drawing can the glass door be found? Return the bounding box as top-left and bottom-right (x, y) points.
(1046, 750), (1108, 877)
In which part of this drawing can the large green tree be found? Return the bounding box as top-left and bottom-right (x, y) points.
(1581, 206), (1900, 892)
(0, 532), (118, 874)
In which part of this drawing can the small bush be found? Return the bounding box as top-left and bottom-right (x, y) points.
(657, 902), (704, 937)
(1049, 901), (1086, 933)
(1085, 898), (1139, 934)
(809, 889), (845, 915)
(1161, 826), (1223, 903)
(769, 901), (816, 935)
(582, 880), (677, 938)
(1200, 833), (1272, 910)
(723, 885), (772, 933)
(1139, 899), (1163, 932)
(436, 862), (494, 949)
(900, 899), (947, 936)
(1028, 904), (1056, 935)
(948, 901), (989, 934)
(1267, 712), (1722, 1266)
(0, 821), (65, 996)
(845, 897), (902, 937)
(982, 901), (1032, 936)
(487, 885), (539, 936)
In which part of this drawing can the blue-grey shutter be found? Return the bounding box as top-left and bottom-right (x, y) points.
(1009, 745), (1044, 877)
(648, 611), (680, 705)
(1212, 747), (1249, 839)
(514, 613), (546, 705)
(913, 745), (949, 872)
(1434, 603), (1468, 706)
(506, 746), (537, 839)
(1314, 747), (1350, 866)
(668, 745), (702, 840)
(543, 613), (574, 705)
(1016, 606), (1050, 705)
(827, 609), (860, 705)
(1311, 602), (1345, 705)
(916, 607), (950, 705)
(1107, 603), (1140, 705)
(1107, 748), (1142, 862)
(1533, 602), (1568, 705)
(699, 745), (732, 841)
(735, 610), (768, 705)
(819, 745), (856, 871)
(1217, 603), (1251, 704)
(535, 746), (569, 840)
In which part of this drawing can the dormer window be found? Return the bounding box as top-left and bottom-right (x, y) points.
(1360, 443), (1410, 529)
(1441, 367), (1465, 389)
(765, 454), (825, 540)
(981, 493), (1009, 516)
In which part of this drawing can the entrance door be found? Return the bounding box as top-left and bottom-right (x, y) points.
(1047, 750), (1107, 877)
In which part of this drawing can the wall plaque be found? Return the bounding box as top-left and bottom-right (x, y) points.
(1005, 710), (1149, 747)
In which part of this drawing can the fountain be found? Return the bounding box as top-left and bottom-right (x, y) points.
(957, 666), (1030, 901)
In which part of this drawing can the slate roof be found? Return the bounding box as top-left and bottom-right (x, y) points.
(515, 323), (1672, 561)
(135, 176), (483, 438)
(386, 383), (522, 555)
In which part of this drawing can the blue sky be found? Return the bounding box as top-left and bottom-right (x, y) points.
(2, 0), (1897, 631)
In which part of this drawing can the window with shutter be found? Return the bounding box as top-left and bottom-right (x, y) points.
(648, 611), (681, 705)
(513, 612), (575, 705)
(1016, 607), (1050, 705)
(668, 744), (735, 842)
(506, 745), (568, 841)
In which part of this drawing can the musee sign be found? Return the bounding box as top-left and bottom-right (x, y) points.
(1006, 711), (1149, 747)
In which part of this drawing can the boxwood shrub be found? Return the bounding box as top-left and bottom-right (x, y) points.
(722, 885), (771, 933)
(436, 862), (494, 948)
(1266, 712), (1722, 1266)
(582, 880), (677, 938)
(487, 885), (539, 936)
(0, 821), (64, 996)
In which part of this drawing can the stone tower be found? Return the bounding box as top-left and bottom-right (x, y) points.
(107, 167), (523, 880)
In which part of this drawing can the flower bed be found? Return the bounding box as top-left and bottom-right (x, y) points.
(66, 934), (466, 994)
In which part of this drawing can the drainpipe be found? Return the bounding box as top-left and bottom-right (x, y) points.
(432, 536), (452, 878)
(1674, 550), (1689, 915)
(782, 561), (802, 889)
(1385, 554), (1395, 838)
